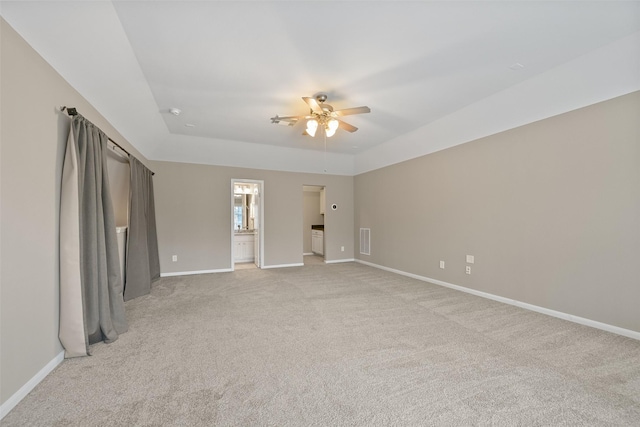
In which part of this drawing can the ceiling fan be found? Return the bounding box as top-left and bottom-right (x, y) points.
(271, 94), (370, 137)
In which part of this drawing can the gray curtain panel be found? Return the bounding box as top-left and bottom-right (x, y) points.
(124, 157), (160, 301)
(59, 115), (128, 357)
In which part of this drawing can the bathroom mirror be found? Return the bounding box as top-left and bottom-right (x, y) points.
(234, 193), (255, 231)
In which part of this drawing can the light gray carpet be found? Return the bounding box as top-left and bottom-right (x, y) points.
(4, 261), (640, 426)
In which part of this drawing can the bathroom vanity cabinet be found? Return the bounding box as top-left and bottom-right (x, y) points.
(234, 232), (255, 262)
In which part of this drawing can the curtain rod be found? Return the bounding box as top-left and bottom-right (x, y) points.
(61, 106), (154, 175)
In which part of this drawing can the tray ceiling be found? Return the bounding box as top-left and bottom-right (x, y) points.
(2, 1), (639, 174)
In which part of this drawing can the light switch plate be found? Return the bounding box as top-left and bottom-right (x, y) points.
(466, 255), (474, 264)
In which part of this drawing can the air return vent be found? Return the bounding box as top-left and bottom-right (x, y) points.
(360, 228), (370, 255)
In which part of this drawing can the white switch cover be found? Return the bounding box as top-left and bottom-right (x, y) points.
(466, 266), (471, 274)
(466, 255), (474, 264)
(440, 261), (445, 269)
(341, 246), (345, 252)
(172, 255), (177, 262)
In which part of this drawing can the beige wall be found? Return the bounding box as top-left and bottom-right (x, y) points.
(0, 19), (149, 406)
(355, 91), (640, 333)
(303, 189), (324, 254)
(152, 161), (353, 273)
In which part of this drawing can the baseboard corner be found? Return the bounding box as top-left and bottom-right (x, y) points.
(0, 350), (65, 420)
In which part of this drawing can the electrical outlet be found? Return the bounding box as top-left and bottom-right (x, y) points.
(465, 266), (471, 275)
(172, 255), (177, 262)
(440, 261), (445, 269)
(341, 246), (345, 252)
(466, 255), (475, 264)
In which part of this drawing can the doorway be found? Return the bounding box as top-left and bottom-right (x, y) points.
(303, 185), (325, 264)
(231, 179), (264, 270)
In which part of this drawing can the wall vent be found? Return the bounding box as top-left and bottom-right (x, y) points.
(360, 228), (371, 255)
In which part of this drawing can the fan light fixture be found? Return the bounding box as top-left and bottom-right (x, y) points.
(306, 119), (319, 137)
(305, 117), (339, 138)
(271, 94), (370, 138)
(326, 119), (339, 137)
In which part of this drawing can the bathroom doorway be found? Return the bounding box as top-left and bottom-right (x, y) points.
(303, 185), (325, 264)
(231, 179), (264, 270)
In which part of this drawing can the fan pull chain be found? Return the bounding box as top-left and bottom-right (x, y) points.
(323, 130), (327, 173)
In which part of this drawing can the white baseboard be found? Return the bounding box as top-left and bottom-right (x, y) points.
(161, 263), (310, 275)
(303, 252), (314, 256)
(0, 351), (65, 420)
(262, 263), (304, 269)
(355, 259), (640, 341)
(160, 268), (232, 277)
(325, 258), (355, 264)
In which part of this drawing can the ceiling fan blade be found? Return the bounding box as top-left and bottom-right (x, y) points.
(271, 115), (300, 121)
(302, 97), (324, 114)
(271, 115), (300, 126)
(333, 106), (371, 116)
(337, 119), (358, 133)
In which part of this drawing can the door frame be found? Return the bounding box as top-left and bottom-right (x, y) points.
(302, 185), (326, 259)
(231, 179), (264, 270)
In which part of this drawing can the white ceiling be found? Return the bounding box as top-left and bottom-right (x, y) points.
(2, 1), (640, 175)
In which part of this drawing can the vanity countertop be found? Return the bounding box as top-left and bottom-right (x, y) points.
(235, 230), (256, 235)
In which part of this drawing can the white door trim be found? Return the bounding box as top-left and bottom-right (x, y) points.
(231, 179), (264, 270)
